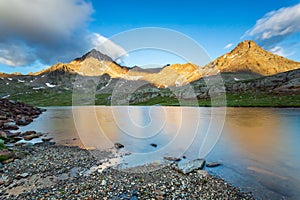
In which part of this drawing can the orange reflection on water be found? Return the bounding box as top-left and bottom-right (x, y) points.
(224, 108), (284, 160)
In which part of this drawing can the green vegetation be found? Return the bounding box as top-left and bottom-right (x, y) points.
(0, 155), (9, 162)
(4, 87), (300, 107)
(6, 91), (300, 107)
(131, 92), (300, 107)
(95, 94), (111, 105)
(132, 96), (180, 106)
(9, 90), (74, 107)
(0, 139), (5, 149)
(225, 92), (300, 107)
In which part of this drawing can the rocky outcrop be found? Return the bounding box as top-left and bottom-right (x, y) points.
(0, 99), (46, 164)
(227, 68), (300, 94)
(0, 99), (44, 130)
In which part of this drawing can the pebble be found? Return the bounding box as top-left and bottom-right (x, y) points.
(20, 173), (29, 178)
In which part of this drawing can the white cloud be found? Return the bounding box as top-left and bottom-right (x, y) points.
(269, 46), (295, 57)
(0, 0), (96, 67)
(224, 43), (233, 50)
(0, 42), (35, 66)
(90, 33), (128, 60)
(0, 0), (126, 69)
(269, 46), (286, 57)
(244, 3), (300, 45)
(0, 0), (93, 42)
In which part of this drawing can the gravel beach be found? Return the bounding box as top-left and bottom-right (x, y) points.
(0, 142), (254, 200)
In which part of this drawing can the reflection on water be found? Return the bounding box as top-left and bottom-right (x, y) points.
(20, 106), (300, 200)
(208, 108), (300, 199)
(225, 108), (283, 159)
(72, 106), (225, 163)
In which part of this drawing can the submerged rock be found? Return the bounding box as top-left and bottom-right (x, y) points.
(206, 162), (222, 168)
(176, 159), (206, 174)
(41, 137), (53, 142)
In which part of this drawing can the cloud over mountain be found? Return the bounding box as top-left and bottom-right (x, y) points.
(90, 33), (128, 61)
(0, 0), (125, 68)
(243, 3), (300, 56)
(224, 43), (233, 50)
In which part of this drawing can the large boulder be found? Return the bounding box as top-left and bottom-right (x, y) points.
(176, 159), (206, 174)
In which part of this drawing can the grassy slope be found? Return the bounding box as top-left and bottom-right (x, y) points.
(7, 90), (300, 107)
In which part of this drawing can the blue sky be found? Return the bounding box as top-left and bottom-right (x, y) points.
(0, 0), (300, 73)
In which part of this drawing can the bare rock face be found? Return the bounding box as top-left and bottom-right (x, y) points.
(205, 40), (300, 76)
(226, 68), (300, 94)
(74, 49), (114, 62)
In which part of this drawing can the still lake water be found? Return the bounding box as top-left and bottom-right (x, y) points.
(20, 106), (300, 199)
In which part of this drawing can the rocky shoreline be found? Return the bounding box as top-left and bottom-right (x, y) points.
(0, 143), (254, 200)
(0, 99), (254, 199)
(0, 98), (48, 165)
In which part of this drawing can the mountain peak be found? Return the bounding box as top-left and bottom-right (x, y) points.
(239, 40), (257, 47)
(74, 49), (113, 62)
(231, 40), (261, 54)
(205, 40), (300, 76)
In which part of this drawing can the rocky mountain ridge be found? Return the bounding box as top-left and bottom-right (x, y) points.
(0, 40), (300, 104)
(2, 40), (300, 89)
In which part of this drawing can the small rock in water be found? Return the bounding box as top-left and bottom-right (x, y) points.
(42, 138), (53, 142)
(150, 143), (157, 148)
(164, 157), (181, 162)
(21, 131), (37, 136)
(114, 142), (124, 149)
(177, 159), (206, 174)
(206, 162), (222, 168)
(23, 133), (41, 141)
